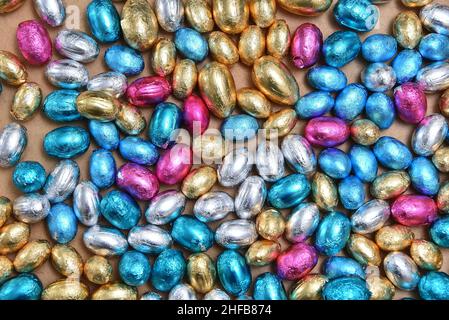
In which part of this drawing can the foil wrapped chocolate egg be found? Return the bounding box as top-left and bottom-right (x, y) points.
(256, 208), (285, 241)
(268, 173), (311, 209)
(104, 45), (144, 76)
(181, 167), (216, 200)
(253, 272), (287, 300)
(11, 82), (42, 121)
(307, 66), (347, 92)
(384, 252), (420, 291)
(41, 280), (89, 300)
(394, 82), (427, 124)
(12, 161), (46, 193)
(145, 190), (185, 225)
(366, 276), (395, 300)
(156, 143), (192, 185)
(0, 122), (27, 168)
(416, 61), (449, 92)
(33, 0), (66, 27)
(13, 240), (51, 273)
(118, 250), (151, 286)
(51, 244), (83, 278)
(277, 243), (318, 281)
(187, 253), (216, 294)
(351, 199), (391, 234)
(88, 72), (127, 98)
(295, 91), (334, 119)
(420, 3), (449, 35)
(418, 271), (449, 300)
(45, 59), (89, 90)
(256, 140), (285, 182)
(42, 90), (81, 123)
(215, 219), (257, 249)
(126, 76), (172, 107)
(16, 20), (52, 65)
(100, 189), (141, 229)
(361, 63), (397, 92)
(0, 222), (30, 255)
(217, 250), (251, 296)
(304, 116), (350, 147)
(208, 31), (239, 65)
(213, 0), (249, 34)
(323, 30), (361, 68)
(44, 126), (90, 159)
(235, 176), (267, 219)
(375, 225), (414, 251)
(266, 19), (290, 58)
(315, 211), (351, 256)
(168, 284), (197, 300)
(0, 197), (12, 228)
(174, 27), (208, 62)
(115, 103), (146, 135)
(394, 11), (423, 49)
(47, 203), (77, 244)
(73, 181), (100, 227)
(277, 0), (332, 16)
(151, 38), (176, 77)
(87, 0), (121, 43)
(83, 225), (128, 256)
(128, 224), (172, 254)
(262, 108), (297, 139)
(322, 277), (371, 300)
(193, 191), (234, 223)
(349, 144), (378, 183)
(245, 240), (281, 267)
(84, 255), (112, 285)
(0, 50), (27, 86)
(92, 283), (137, 300)
(238, 25), (265, 66)
(151, 249), (186, 292)
(217, 147), (252, 187)
(249, 0), (276, 28)
(172, 59), (197, 99)
(13, 193), (50, 224)
(347, 234), (381, 266)
(44, 160), (79, 203)
(116, 163), (159, 201)
(291, 23), (322, 69)
(184, 0), (214, 33)
(55, 29), (100, 63)
(391, 194), (438, 226)
(155, 0), (184, 32)
(285, 202), (320, 243)
(0, 274), (42, 300)
(392, 49), (423, 84)
(373, 136), (413, 170)
(89, 149), (116, 189)
(290, 274), (327, 300)
(311, 172), (338, 211)
(171, 216), (214, 252)
(410, 240), (443, 271)
(370, 170), (411, 200)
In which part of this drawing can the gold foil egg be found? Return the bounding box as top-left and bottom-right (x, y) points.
(0, 196), (12, 228)
(245, 240), (281, 266)
(410, 239), (443, 271)
(76, 90), (120, 121)
(277, 0), (332, 16)
(256, 208), (285, 240)
(252, 55), (300, 105)
(199, 62), (236, 118)
(290, 274), (328, 300)
(13, 239), (51, 273)
(42, 280), (89, 300)
(437, 181), (449, 213)
(181, 166), (217, 199)
(151, 38), (176, 77)
(370, 170), (410, 200)
(432, 145), (449, 173)
(11, 82), (42, 121)
(208, 31), (239, 65)
(120, 0), (159, 51)
(193, 131), (226, 163)
(375, 225), (415, 251)
(393, 11), (423, 49)
(0, 255), (13, 283)
(84, 255), (113, 285)
(0, 0), (25, 13)
(92, 283), (138, 300)
(185, 0), (214, 33)
(439, 89), (449, 117)
(213, 0), (249, 34)
(0, 50), (27, 85)
(187, 253), (216, 294)
(266, 19), (291, 58)
(366, 276), (395, 300)
(238, 25), (266, 66)
(237, 88), (271, 119)
(347, 234), (382, 266)
(172, 59), (198, 99)
(311, 172), (338, 211)
(115, 102), (146, 136)
(51, 244), (83, 279)
(401, 0), (433, 7)
(350, 119), (380, 146)
(249, 0), (276, 28)
(263, 108), (297, 139)
(0, 222), (30, 255)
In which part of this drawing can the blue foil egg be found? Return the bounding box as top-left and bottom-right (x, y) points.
(365, 92), (395, 129)
(418, 33), (449, 61)
(333, 0), (379, 32)
(392, 49), (423, 84)
(253, 273), (287, 300)
(46, 203), (78, 244)
(295, 91), (334, 119)
(338, 175), (365, 210)
(361, 62), (397, 92)
(88, 120), (119, 151)
(418, 271), (449, 300)
(430, 216), (449, 248)
(322, 276), (371, 300)
(148, 102), (182, 149)
(89, 149), (116, 189)
(362, 34), (397, 62)
(118, 250), (151, 287)
(43, 126), (90, 159)
(42, 90), (81, 122)
(318, 148), (352, 179)
(174, 27), (208, 62)
(119, 136), (159, 165)
(86, 0), (121, 43)
(217, 250), (251, 297)
(100, 190), (141, 230)
(12, 161), (46, 193)
(324, 256), (365, 280)
(268, 173), (311, 209)
(373, 136), (413, 170)
(151, 249), (186, 292)
(220, 114), (259, 141)
(0, 274), (42, 300)
(323, 31), (361, 68)
(307, 66), (347, 92)
(171, 216), (214, 252)
(104, 45), (144, 76)
(409, 157), (440, 196)
(334, 83), (367, 121)
(315, 211), (351, 256)
(349, 144), (378, 182)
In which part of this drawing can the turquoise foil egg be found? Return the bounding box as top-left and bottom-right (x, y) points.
(362, 34), (397, 62)
(373, 136), (413, 170)
(42, 90), (81, 122)
(333, 0), (379, 32)
(217, 250), (251, 297)
(86, 0), (121, 43)
(430, 216), (449, 248)
(318, 148), (351, 179)
(338, 175), (365, 210)
(46, 203), (78, 244)
(323, 31), (361, 68)
(315, 211), (351, 256)
(12, 161), (46, 193)
(119, 250), (151, 287)
(268, 173), (311, 209)
(409, 157), (440, 196)
(119, 136), (159, 165)
(322, 276), (371, 300)
(324, 256), (365, 280)
(365, 92), (395, 129)
(349, 144), (378, 183)
(104, 45), (144, 76)
(174, 27), (208, 62)
(295, 91), (334, 119)
(253, 273), (287, 301)
(148, 102), (182, 149)
(151, 249), (186, 292)
(100, 190), (141, 229)
(418, 271), (449, 300)
(220, 114), (259, 141)
(307, 66), (347, 92)
(334, 83), (367, 121)
(89, 120), (119, 151)
(89, 149), (116, 189)
(418, 33), (449, 61)
(0, 274), (42, 300)
(392, 49), (422, 84)
(171, 216), (214, 253)
(43, 126), (90, 159)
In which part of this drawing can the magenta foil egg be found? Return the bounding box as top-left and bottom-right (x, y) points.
(304, 116), (350, 147)
(276, 243), (318, 281)
(290, 23), (323, 69)
(156, 143), (192, 185)
(394, 82), (427, 124)
(183, 95), (210, 135)
(126, 76), (172, 107)
(116, 163), (159, 201)
(16, 20), (52, 65)
(391, 194), (438, 227)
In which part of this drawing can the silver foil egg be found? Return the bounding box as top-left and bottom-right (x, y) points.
(256, 140), (285, 182)
(44, 160), (80, 203)
(13, 193), (50, 223)
(217, 147), (253, 187)
(281, 134), (317, 175)
(128, 224), (173, 254)
(215, 219), (258, 249)
(234, 176), (267, 219)
(73, 181), (100, 226)
(145, 190), (186, 225)
(193, 191), (234, 222)
(0, 122), (27, 168)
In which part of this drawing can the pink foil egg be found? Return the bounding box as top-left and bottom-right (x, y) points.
(156, 143), (192, 185)
(276, 243), (318, 281)
(290, 23), (323, 69)
(183, 95), (210, 135)
(116, 163), (159, 201)
(126, 76), (172, 107)
(16, 20), (52, 65)
(394, 82), (427, 124)
(391, 194), (438, 227)
(304, 116), (350, 147)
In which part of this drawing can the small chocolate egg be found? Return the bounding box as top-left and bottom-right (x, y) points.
(84, 256), (113, 285)
(384, 252), (420, 291)
(11, 82), (42, 121)
(51, 244), (83, 278)
(366, 276), (395, 300)
(41, 280), (89, 300)
(187, 253), (216, 294)
(370, 170), (410, 200)
(347, 234), (381, 266)
(0, 222), (29, 255)
(394, 11), (423, 49)
(92, 283), (137, 300)
(289, 274), (327, 300)
(245, 240), (281, 266)
(13, 240), (51, 273)
(375, 225), (414, 251)
(410, 239), (443, 271)
(256, 208), (285, 240)
(266, 19), (290, 58)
